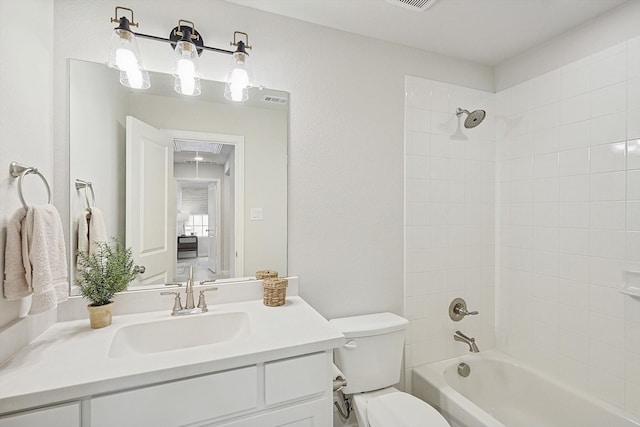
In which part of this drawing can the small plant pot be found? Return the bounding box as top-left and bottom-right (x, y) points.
(87, 302), (114, 329)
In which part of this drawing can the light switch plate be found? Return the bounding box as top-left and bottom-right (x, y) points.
(250, 208), (264, 221)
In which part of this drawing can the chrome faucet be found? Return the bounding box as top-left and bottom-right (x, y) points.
(185, 265), (196, 310)
(454, 330), (479, 353)
(160, 265), (218, 315)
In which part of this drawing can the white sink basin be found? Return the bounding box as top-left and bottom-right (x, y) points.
(109, 312), (251, 358)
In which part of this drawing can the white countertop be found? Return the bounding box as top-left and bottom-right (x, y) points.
(0, 296), (344, 414)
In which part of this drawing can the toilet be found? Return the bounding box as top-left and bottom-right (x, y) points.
(330, 312), (450, 427)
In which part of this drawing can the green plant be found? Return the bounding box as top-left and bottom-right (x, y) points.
(76, 238), (137, 306)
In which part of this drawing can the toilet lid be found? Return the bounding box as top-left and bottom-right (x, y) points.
(367, 392), (450, 427)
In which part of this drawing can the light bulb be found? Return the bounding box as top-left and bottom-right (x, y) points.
(115, 48), (138, 71)
(229, 68), (249, 90)
(172, 40), (201, 96)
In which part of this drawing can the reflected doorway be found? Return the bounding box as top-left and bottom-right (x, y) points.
(173, 137), (237, 282)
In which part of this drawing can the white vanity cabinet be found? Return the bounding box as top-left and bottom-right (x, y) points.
(89, 352), (332, 427)
(0, 402), (81, 427)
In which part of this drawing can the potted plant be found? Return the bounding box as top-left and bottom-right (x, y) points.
(76, 238), (137, 328)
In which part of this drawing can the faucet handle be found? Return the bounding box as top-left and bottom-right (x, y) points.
(161, 291), (183, 315)
(449, 298), (479, 321)
(197, 287), (218, 312)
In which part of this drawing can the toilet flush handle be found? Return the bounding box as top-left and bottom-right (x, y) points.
(344, 340), (358, 350)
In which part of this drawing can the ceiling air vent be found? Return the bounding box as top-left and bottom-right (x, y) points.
(262, 95), (288, 104)
(385, 0), (440, 12)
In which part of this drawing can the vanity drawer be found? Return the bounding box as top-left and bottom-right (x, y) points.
(264, 352), (328, 406)
(91, 366), (257, 427)
(0, 402), (80, 427)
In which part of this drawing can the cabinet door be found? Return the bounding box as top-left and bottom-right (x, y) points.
(0, 402), (80, 427)
(211, 398), (331, 427)
(91, 366), (257, 427)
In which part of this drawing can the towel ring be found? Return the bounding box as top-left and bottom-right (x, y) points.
(75, 179), (96, 209)
(9, 161), (52, 209)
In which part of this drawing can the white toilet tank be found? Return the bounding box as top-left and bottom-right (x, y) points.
(330, 312), (409, 395)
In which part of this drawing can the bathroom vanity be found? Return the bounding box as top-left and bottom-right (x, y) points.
(0, 295), (344, 427)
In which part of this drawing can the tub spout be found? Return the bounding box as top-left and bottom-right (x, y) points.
(454, 330), (479, 353)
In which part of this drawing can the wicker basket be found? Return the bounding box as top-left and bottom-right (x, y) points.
(262, 278), (288, 307)
(255, 269), (279, 280)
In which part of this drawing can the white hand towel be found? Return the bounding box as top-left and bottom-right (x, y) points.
(3, 207), (30, 300)
(76, 207), (108, 265)
(22, 205), (69, 313)
(88, 207), (108, 254)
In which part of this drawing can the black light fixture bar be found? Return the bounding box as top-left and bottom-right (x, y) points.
(133, 31), (235, 56)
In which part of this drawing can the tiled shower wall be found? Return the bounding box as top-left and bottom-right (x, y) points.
(403, 76), (496, 390)
(495, 38), (640, 416)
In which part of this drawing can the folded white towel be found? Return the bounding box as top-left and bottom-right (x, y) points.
(77, 207), (108, 262)
(21, 205), (69, 314)
(3, 207), (30, 300)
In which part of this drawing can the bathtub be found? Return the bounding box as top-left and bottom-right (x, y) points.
(412, 350), (640, 427)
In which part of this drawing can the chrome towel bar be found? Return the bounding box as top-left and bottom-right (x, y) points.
(9, 161), (52, 209)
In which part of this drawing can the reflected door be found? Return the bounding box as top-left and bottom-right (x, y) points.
(207, 182), (218, 274)
(126, 116), (175, 286)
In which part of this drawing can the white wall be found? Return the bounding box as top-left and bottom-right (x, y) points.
(53, 0), (494, 319)
(403, 76), (496, 391)
(0, 0), (55, 360)
(495, 38), (640, 417)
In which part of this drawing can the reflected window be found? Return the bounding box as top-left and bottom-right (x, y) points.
(184, 214), (208, 237)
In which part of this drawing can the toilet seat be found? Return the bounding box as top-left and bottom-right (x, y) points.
(367, 392), (450, 427)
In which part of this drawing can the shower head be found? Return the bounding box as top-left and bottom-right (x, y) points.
(456, 108), (486, 129)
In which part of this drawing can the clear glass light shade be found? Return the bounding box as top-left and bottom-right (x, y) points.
(107, 29), (150, 89)
(224, 51), (253, 102)
(172, 40), (201, 96)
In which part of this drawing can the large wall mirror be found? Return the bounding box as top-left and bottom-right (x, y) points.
(69, 59), (287, 291)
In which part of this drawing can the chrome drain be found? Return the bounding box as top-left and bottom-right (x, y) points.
(458, 362), (470, 377)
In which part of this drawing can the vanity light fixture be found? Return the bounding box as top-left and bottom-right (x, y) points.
(107, 6), (254, 101)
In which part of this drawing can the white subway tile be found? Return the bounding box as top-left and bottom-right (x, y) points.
(628, 232), (640, 263)
(629, 36), (640, 80)
(558, 355), (589, 390)
(628, 78), (640, 110)
(558, 253), (589, 282)
(561, 93), (590, 124)
(559, 228), (589, 255)
(591, 41), (625, 63)
(628, 170), (640, 200)
(559, 175), (590, 201)
(591, 171), (626, 201)
(591, 82), (626, 118)
(558, 201), (589, 228)
(589, 257), (625, 288)
(560, 120), (590, 150)
(589, 312), (625, 348)
(590, 112), (626, 146)
(628, 202), (640, 231)
(511, 81), (535, 114)
(511, 132), (534, 158)
(626, 321), (640, 354)
(534, 202), (559, 227)
(590, 142), (625, 173)
(430, 133), (450, 158)
(533, 249), (559, 275)
(534, 70), (561, 107)
(408, 107), (430, 133)
(533, 103), (560, 132)
(589, 369), (625, 407)
(626, 381), (640, 418)
(589, 339), (625, 378)
(431, 111), (456, 136)
(590, 51), (626, 91)
(561, 63), (590, 99)
(628, 140), (640, 170)
(590, 229), (626, 260)
(589, 284), (625, 317)
(629, 107), (640, 140)
(589, 201), (626, 230)
(558, 301), (589, 331)
(559, 147), (590, 176)
(534, 127), (559, 154)
(534, 152), (559, 178)
(407, 131), (430, 156)
(534, 177), (559, 202)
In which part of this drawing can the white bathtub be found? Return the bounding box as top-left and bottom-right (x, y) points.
(412, 350), (640, 427)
